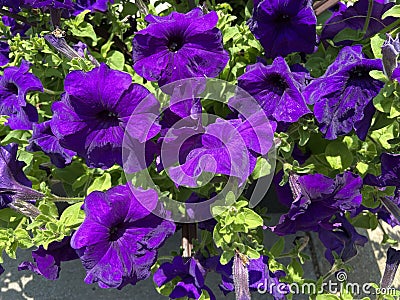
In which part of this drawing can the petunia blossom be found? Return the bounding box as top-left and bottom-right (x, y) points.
(271, 171), (363, 235)
(207, 255), (288, 299)
(318, 214), (368, 265)
(22, 0), (75, 9)
(70, 183), (176, 289)
(51, 63), (159, 169)
(304, 46), (383, 140)
(74, 0), (114, 15)
(132, 8), (229, 86)
(18, 236), (78, 280)
(364, 153), (400, 188)
(27, 121), (76, 168)
(233, 57), (310, 123)
(164, 111), (274, 187)
(321, 0), (397, 46)
(0, 144), (44, 209)
(248, 0), (317, 58)
(153, 256), (214, 300)
(0, 60), (42, 130)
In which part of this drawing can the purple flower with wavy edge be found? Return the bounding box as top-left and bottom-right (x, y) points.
(321, 0), (396, 46)
(248, 0), (316, 58)
(318, 214), (368, 265)
(70, 183), (175, 289)
(27, 121), (76, 168)
(304, 46), (383, 140)
(381, 247), (400, 289)
(0, 60), (41, 130)
(0, 144), (44, 209)
(165, 111), (273, 187)
(233, 57), (310, 123)
(132, 8), (229, 86)
(74, 0), (113, 15)
(154, 256), (215, 300)
(51, 63), (159, 169)
(364, 153), (400, 187)
(206, 255), (288, 299)
(22, 0), (74, 9)
(271, 171), (363, 236)
(18, 236), (78, 280)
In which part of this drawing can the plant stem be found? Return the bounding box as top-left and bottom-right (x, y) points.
(362, 0), (374, 35)
(43, 88), (62, 95)
(182, 223), (197, 258)
(47, 196), (84, 203)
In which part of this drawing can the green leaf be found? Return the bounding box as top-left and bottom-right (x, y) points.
(333, 28), (363, 43)
(106, 51), (125, 70)
(220, 250), (234, 265)
(370, 34), (386, 59)
(270, 237), (285, 257)
(242, 208), (263, 228)
(382, 5), (400, 18)
(87, 173), (112, 194)
(1, 130), (31, 145)
(325, 140), (353, 170)
(252, 157), (272, 179)
(59, 202), (85, 228)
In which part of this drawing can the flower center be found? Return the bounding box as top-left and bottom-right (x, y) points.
(275, 13), (291, 23)
(97, 110), (119, 125)
(265, 73), (288, 96)
(347, 66), (372, 88)
(5, 82), (18, 94)
(168, 36), (184, 52)
(109, 223), (125, 242)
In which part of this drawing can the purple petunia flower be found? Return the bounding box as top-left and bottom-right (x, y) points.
(164, 111), (273, 187)
(233, 57), (310, 123)
(27, 121), (76, 168)
(154, 256), (214, 300)
(318, 214), (368, 265)
(321, 0), (397, 46)
(381, 247), (400, 289)
(18, 236), (78, 280)
(271, 171), (363, 235)
(51, 63), (159, 169)
(304, 45), (383, 140)
(248, 0), (317, 58)
(0, 60), (42, 130)
(22, 0), (75, 9)
(132, 8), (229, 86)
(0, 144), (43, 209)
(74, 0), (113, 15)
(70, 183), (176, 289)
(364, 153), (400, 187)
(207, 255), (288, 299)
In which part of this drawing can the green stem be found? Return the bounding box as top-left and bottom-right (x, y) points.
(43, 88), (62, 95)
(378, 18), (400, 36)
(47, 196), (84, 203)
(362, 0), (374, 35)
